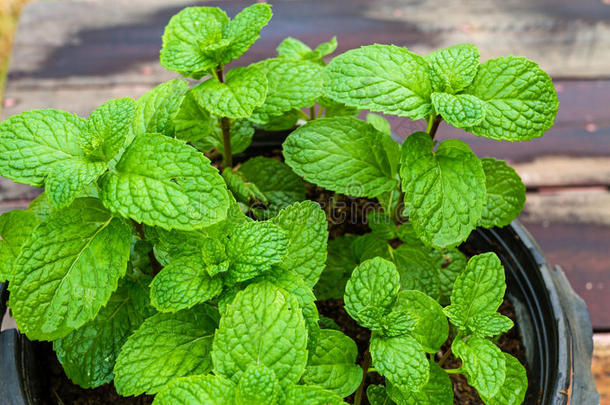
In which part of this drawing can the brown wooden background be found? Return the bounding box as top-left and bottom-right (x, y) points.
(1, 0), (609, 400)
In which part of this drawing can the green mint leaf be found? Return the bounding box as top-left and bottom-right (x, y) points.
(385, 361), (453, 405)
(53, 277), (152, 388)
(173, 90), (216, 143)
(236, 365), (281, 405)
(480, 353), (528, 405)
(302, 329), (363, 397)
(217, 119), (254, 155)
(445, 252), (506, 328)
(153, 374), (236, 405)
(315, 235), (358, 300)
(133, 79), (189, 137)
(432, 247), (467, 306)
(150, 256), (223, 312)
(238, 156), (306, 217)
(311, 37), (338, 60)
(367, 385), (394, 405)
(45, 159), (106, 208)
(26, 192), (56, 221)
(367, 210), (397, 240)
(114, 305), (219, 396)
(392, 244), (440, 300)
(192, 65), (268, 119)
(464, 55), (559, 141)
(352, 233), (392, 262)
(100, 133), (230, 230)
(479, 158), (526, 228)
(277, 37), (337, 63)
(284, 385), (346, 405)
(284, 117), (400, 198)
(0, 210), (38, 282)
(425, 43), (480, 93)
(366, 113), (392, 136)
(393, 290), (448, 353)
(250, 58), (323, 125)
(344, 257), (400, 327)
(160, 7), (230, 78)
(378, 309), (417, 337)
(224, 222), (289, 284)
(400, 132), (486, 248)
(469, 312), (514, 338)
(0, 109), (87, 187)
(8, 198), (131, 340)
(271, 200), (328, 286)
(452, 337), (506, 398)
(252, 108), (300, 131)
(212, 282), (308, 389)
(222, 3), (273, 64)
(431, 92), (486, 128)
(317, 96), (360, 117)
(324, 44), (432, 119)
(81, 97), (135, 163)
(222, 169), (268, 205)
(370, 334), (429, 392)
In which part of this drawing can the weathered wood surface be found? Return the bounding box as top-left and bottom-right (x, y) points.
(1, 0), (610, 332)
(593, 334), (610, 404)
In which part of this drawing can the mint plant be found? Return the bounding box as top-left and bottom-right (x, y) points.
(0, 3), (558, 404)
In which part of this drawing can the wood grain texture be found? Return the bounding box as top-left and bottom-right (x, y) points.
(593, 334), (610, 403)
(1, 0), (609, 330)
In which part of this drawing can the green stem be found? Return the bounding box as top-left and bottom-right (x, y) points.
(426, 114), (442, 140)
(216, 65), (233, 167)
(437, 347), (452, 367)
(444, 367), (463, 374)
(309, 106), (316, 120)
(354, 349), (371, 405)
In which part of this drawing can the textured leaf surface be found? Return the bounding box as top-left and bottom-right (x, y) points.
(464, 55), (559, 141)
(284, 117), (400, 198)
(480, 354), (528, 405)
(452, 337), (506, 398)
(425, 43), (480, 93)
(0, 109), (86, 186)
(277, 36), (337, 62)
(366, 113), (392, 136)
(224, 222), (288, 284)
(315, 235), (358, 300)
(392, 244), (440, 300)
(370, 335), (429, 392)
(222, 3), (272, 64)
(153, 374), (236, 405)
(54, 277), (152, 388)
(251, 58), (323, 124)
(212, 282), (308, 388)
(446, 253), (506, 328)
(45, 159), (106, 208)
(173, 90), (216, 143)
(367, 210), (397, 240)
(400, 132), (485, 248)
(81, 97), (135, 163)
(114, 305), (219, 396)
(469, 312), (514, 338)
(236, 365), (281, 405)
(100, 133), (230, 230)
(479, 158), (526, 228)
(284, 385), (345, 405)
(150, 256), (223, 312)
(394, 290), (448, 353)
(271, 201), (328, 286)
(367, 385), (393, 405)
(302, 329), (362, 397)
(239, 156), (306, 216)
(133, 79), (189, 136)
(344, 257), (400, 327)
(324, 44), (432, 119)
(9, 198), (131, 340)
(386, 361), (453, 405)
(160, 7), (229, 78)
(0, 210), (38, 282)
(431, 92), (486, 128)
(432, 247), (467, 306)
(193, 66), (267, 119)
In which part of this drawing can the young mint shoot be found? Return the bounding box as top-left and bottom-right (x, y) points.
(0, 3), (558, 404)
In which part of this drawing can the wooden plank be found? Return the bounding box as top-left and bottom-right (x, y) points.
(593, 334), (610, 403)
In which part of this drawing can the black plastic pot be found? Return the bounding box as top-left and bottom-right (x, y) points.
(0, 131), (600, 404)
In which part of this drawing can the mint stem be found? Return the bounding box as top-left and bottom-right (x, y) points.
(309, 106), (316, 120)
(438, 346), (452, 367)
(216, 65), (233, 167)
(354, 348), (371, 405)
(427, 114), (442, 140)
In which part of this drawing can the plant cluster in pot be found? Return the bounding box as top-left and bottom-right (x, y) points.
(0, 3), (599, 405)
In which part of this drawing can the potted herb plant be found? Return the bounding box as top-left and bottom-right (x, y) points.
(0, 3), (599, 405)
